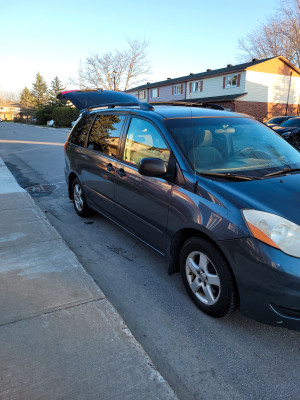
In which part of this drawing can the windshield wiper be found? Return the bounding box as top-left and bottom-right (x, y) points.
(263, 168), (300, 178)
(199, 172), (261, 181)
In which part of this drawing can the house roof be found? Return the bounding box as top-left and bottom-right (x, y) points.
(0, 101), (20, 107)
(127, 56), (300, 92)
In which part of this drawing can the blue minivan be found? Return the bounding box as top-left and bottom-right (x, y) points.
(60, 89), (300, 330)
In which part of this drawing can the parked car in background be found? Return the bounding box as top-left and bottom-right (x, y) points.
(272, 116), (300, 150)
(60, 89), (300, 331)
(264, 115), (294, 128)
(47, 119), (55, 127)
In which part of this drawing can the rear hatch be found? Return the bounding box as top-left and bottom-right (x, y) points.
(57, 89), (139, 111)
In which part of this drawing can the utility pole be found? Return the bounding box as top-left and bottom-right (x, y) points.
(285, 71), (293, 116)
(113, 70), (116, 91)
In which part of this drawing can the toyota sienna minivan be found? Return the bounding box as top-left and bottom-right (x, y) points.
(59, 89), (300, 330)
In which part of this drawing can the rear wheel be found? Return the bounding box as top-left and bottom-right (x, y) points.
(180, 237), (238, 318)
(72, 178), (93, 217)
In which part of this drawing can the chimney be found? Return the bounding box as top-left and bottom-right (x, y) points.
(189, 73), (194, 75)
(227, 64), (233, 68)
(252, 58), (258, 62)
(167, 77), (171, 80)
(147, 82), (150, 84)
(207, 68), (212, 72)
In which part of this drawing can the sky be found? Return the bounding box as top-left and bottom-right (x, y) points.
(1, 0), (280, 94)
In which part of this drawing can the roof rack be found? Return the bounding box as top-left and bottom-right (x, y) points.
(149, 101), (224, 110)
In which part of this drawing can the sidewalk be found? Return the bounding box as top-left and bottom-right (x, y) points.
(13, 122), (70, 133)
(0, 157), (178, 400)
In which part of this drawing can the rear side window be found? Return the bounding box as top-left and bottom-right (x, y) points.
(69, 115), (94, 147)
(87, 114), (125, 158)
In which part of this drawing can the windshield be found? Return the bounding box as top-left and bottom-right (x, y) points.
(281, 118), (300, 127)
(164, 117), (300, 177)
(268, 116), (286, 124)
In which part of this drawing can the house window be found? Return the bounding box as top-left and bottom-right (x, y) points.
(139, 91), (145, 100)
(173, 85), (182, 95)
(192, 82), (201, 92)
(152, 88), (159, 98)
(225, 75), (238, 88)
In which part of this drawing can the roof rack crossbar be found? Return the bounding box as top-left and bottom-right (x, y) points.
(85, 101), (155, 112)
(85, 102), (139, 112)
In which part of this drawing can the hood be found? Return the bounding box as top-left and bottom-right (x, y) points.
(273, 126), (298, 133)
(57, 89), (140, 111)
(200, 173), (300, 225)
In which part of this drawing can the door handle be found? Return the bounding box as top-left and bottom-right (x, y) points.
(117, 168), (126, 178)
(106, 163), (114, 172)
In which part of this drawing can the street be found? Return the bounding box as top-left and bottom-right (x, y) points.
(1, 122), (300, 400)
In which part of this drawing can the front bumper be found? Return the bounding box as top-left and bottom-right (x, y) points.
(217, 237), (300, 331)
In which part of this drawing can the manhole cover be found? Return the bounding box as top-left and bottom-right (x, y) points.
(26, 184), (57, 197)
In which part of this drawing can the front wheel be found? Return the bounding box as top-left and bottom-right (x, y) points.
(72, 178), (93, 217)
(180, 237), (238, 318)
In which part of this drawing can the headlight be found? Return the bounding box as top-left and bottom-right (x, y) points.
(242, 209), (300, 258)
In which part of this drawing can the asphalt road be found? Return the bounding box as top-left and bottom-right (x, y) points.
(1, 122), (300, 400)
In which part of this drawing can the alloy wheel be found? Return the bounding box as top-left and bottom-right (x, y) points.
(185, 251), (221, 305)
(73, 183), (84, 212)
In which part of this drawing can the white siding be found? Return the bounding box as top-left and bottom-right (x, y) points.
(129, 91), (139, 99)
(128, 90), (147, 102)
(186, 72), (246, 99)
(242, 70), (300, 104)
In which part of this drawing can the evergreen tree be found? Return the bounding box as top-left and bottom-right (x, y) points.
(31, 73), (48, 108)
(49, 76), (65, 105)
(20, 87), (35, 121)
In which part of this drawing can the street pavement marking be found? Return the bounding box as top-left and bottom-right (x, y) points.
(0, 140), (64, 146)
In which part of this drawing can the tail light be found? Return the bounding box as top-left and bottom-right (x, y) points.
(64, 141), (68, 151)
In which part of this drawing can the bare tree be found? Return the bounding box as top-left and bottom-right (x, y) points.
(73, 38), (151, 91)
(238, 0), (300, 67)
(0, 88), (20, 103)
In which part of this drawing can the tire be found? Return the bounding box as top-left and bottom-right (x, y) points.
(72, 178), (93, 217)
(290, 134), (300, 151)
(180, 237), (238, 318)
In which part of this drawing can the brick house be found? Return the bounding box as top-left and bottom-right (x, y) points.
(0, 101), (20, 120)
(126, 56), (300, 121)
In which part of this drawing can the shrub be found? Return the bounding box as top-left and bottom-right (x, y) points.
(52, 107), (80, 127)
(35, 105), (55, 125)
(14, 117), (26, 123)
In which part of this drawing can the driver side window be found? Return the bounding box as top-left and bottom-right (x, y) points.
(123, 117), (170, 166)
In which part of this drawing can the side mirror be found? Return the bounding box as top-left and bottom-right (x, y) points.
(138, 157), (167, 177)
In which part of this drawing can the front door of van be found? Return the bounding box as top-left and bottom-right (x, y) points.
(114, 116), (172, 253)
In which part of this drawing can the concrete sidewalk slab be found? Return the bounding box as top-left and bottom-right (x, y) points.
(0, 192), (35, 210)
(0, 205), (45, 225)
(0, 239), (104, 325)
(0, 300), (176, 400)
(0, 157), (25, 194)
(0, 156), (178, 399)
